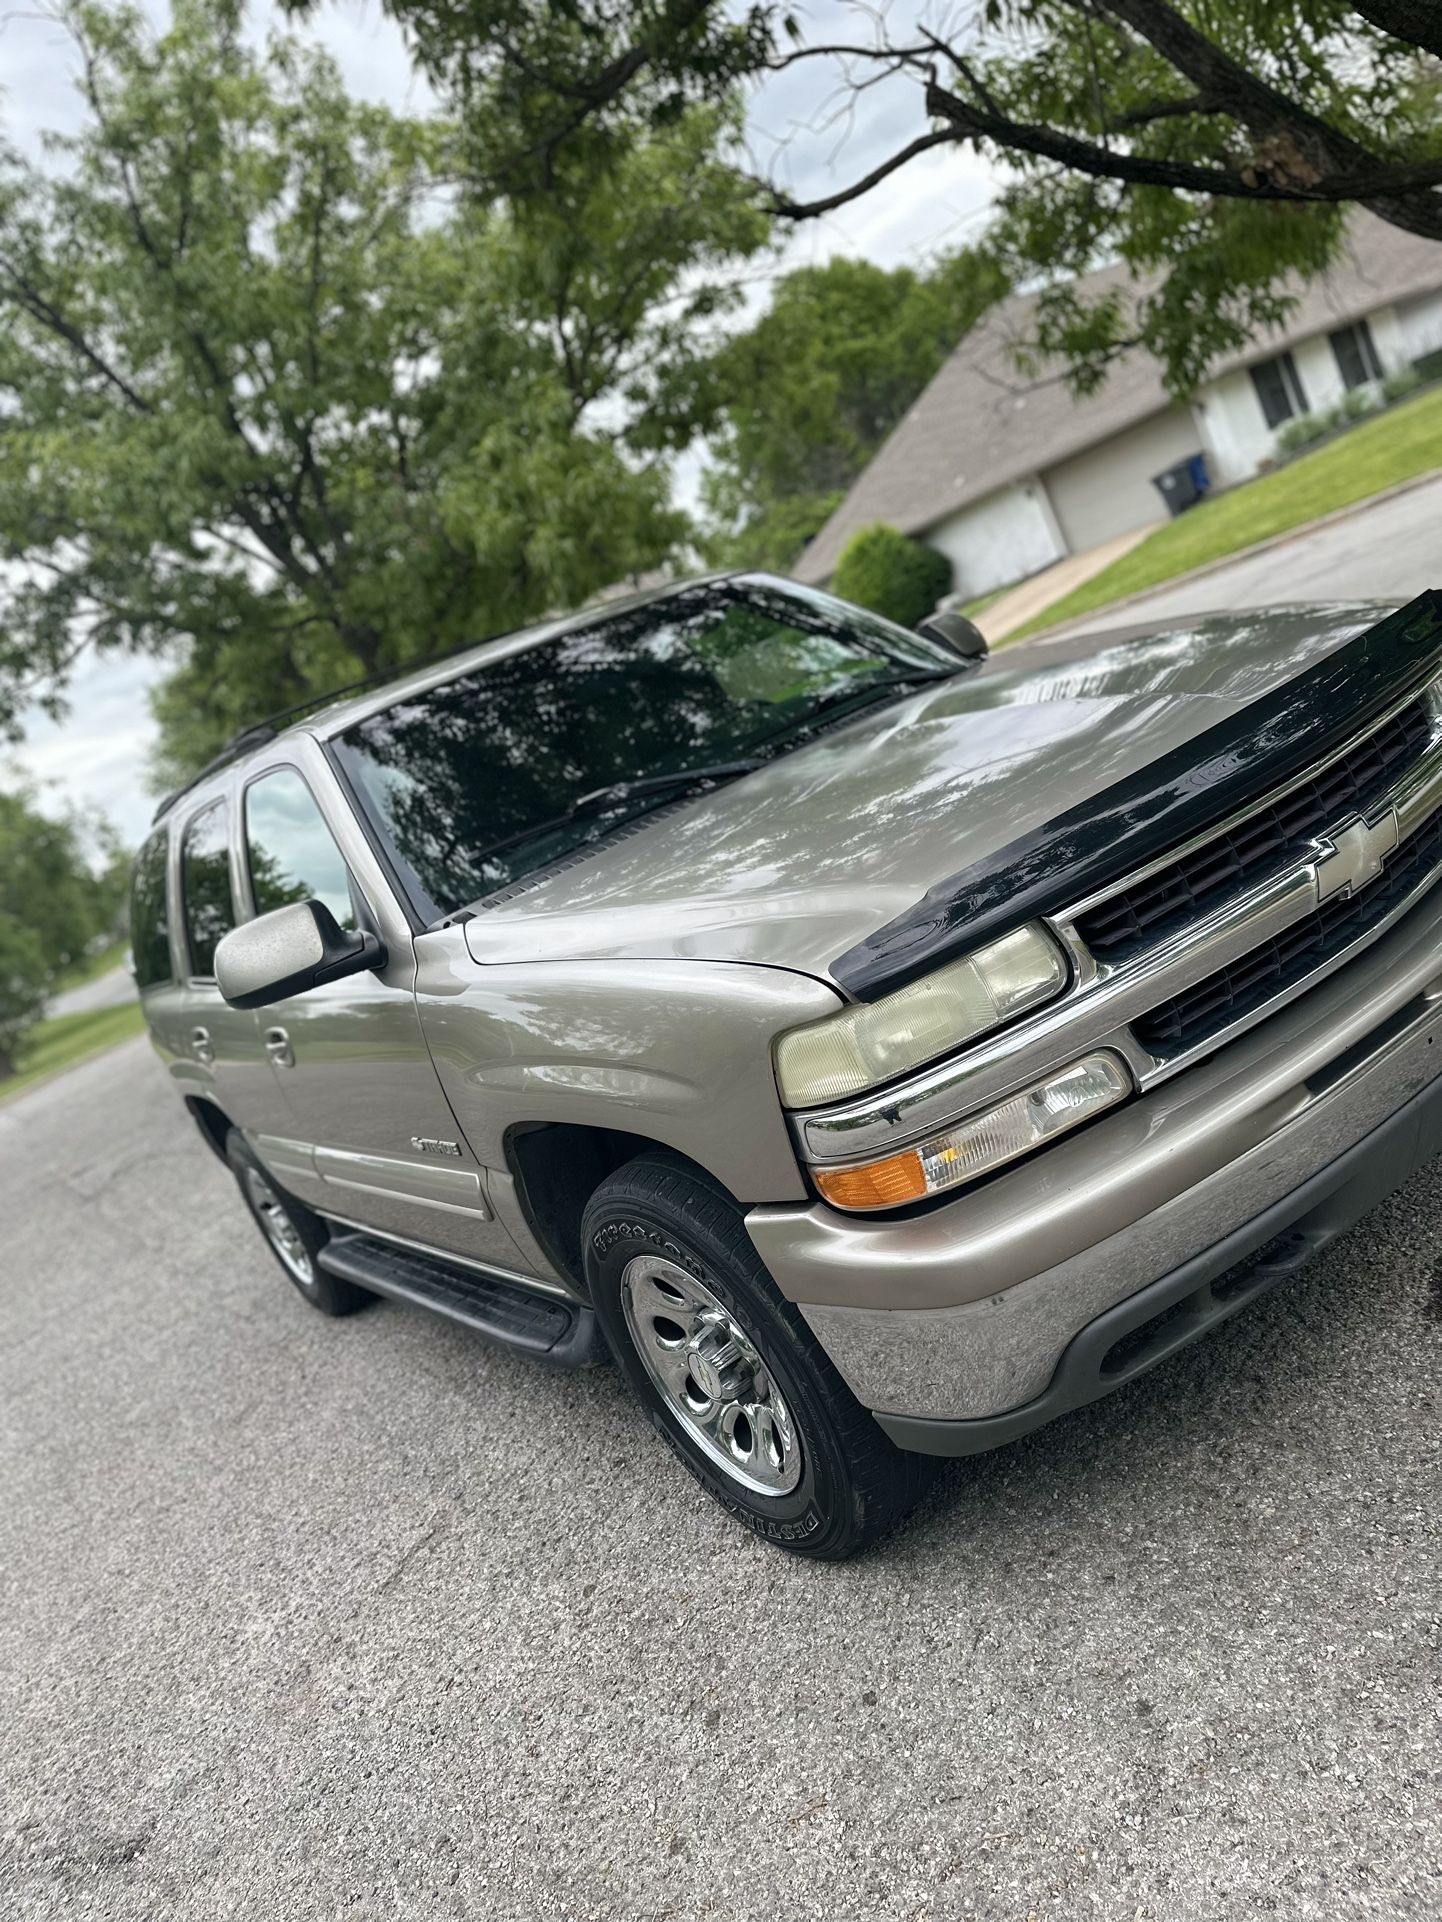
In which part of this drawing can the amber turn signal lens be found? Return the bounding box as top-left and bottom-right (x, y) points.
(810, 1053), (1132, 1213)
(813, 1150), (929, 1210)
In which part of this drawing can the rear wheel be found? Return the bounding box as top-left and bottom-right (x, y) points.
(584, 1153), (931, 1559)
(226, 1131), (370, 1317)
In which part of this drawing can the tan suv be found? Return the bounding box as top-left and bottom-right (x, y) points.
(133, 574), (1442, 1557)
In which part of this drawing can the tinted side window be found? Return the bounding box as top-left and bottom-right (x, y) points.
(181, 799), (236, 978)
(131, 831), (173, 990)
(245, 768), (354, 928)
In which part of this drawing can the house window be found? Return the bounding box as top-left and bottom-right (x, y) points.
(1250, 350), (1309, 430)
(1330, 319), (1383, 390)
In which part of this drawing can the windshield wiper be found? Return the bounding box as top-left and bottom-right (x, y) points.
(464, 758), (768, 871)
(459, 674), (950, 880)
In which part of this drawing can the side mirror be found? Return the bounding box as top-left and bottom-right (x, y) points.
(917, 610), (988, 662)
(215, 900), (387, 1010)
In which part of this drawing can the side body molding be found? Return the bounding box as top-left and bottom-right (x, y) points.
(252, 1133), (491, 1221)
(312, 1145), (490, 1220)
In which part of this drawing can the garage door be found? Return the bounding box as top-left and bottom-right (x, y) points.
(1043, 405), (1205, 555)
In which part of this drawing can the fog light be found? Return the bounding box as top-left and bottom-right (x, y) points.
(812, 1053), (1131, 1212)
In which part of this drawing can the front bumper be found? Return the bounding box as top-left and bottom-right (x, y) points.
(745, 878), (1442, 1441)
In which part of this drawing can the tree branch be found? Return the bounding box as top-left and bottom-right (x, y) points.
(0, 254), (153, 413)
(1111, 92), (1219, 129)
(1348, 0), (1442, 60)
(771, 130), (959, 219)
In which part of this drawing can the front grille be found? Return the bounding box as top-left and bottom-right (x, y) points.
(1135, 809), (1442, 1055)
(1077, 696), (1433, 959)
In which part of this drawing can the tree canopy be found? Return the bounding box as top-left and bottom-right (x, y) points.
(0, 786), (123, 1075)
(350, 0), (1442, 391)
(696, 252), (1008, 569)
(0, 0), (767, 780)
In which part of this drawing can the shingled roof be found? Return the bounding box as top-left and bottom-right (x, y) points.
(793, 214), (1442, 585)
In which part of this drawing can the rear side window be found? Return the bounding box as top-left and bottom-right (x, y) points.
(131, 831), (173, 990)
(180, 799), (237, 979)
(245, 768), (354, 929)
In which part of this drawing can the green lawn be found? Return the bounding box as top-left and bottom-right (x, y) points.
(1010, 381), (1442, 640)
(0, 1001), (146, 1106)
(50, 936), (129, 995)
(958, 585), (1006, 622)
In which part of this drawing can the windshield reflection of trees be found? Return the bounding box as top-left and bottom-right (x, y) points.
(356, 598), (1361, 939)
(338, 581), (942, 913)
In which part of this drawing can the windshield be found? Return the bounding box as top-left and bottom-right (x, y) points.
(332, 577), (959, 918)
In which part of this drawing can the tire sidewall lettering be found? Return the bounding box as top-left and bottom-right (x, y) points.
(591, 1217), (705, 1285)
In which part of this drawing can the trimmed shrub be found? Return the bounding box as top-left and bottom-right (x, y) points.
(1277, 412), (1329, 453)
(1384, 365), (1424, 403)
(833, 523), (952, 628)
(1339, 384), (1382, 421)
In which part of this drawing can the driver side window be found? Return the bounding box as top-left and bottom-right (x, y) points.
(245, 768), (355, 930)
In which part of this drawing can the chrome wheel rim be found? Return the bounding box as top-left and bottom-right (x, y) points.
(244, 1168), (314, 1287)
(620, 1255), (802, 1497)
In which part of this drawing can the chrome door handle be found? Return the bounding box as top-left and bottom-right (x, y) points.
(264, 1026), (295, 1069)
(190, 1025), (214, 1066)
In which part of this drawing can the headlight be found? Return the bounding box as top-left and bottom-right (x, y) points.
(811, 1053), (1131, 1211)
(775, 924), (1066, 1108)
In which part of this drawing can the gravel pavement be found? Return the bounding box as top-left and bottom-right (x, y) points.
(2, 1038), (1439, 1921)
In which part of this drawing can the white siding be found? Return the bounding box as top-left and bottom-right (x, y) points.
(1042, 405), (1203, 552)
(1398, 288), (1442, 362)
(1291, 332), (1349, 416)
(1366, 304), (1409, 373)
(1197, 306), (1410, 485)
(1193, 367), (1276, 484)
(922, 480), (1066, 600)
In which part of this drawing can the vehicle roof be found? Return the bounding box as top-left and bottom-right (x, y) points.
(151, 569), (753, 826)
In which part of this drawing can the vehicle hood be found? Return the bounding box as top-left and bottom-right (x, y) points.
(462, 602), (1399, 989)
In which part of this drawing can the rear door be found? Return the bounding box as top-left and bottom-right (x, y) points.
(170, 791), (282, 1134)
(236, 746), (525, 1268)
(130, 824), (189, 1077)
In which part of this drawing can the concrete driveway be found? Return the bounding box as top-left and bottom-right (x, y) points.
(2, 1040), (1439, 1920)
(1049, 471), (1442, 641)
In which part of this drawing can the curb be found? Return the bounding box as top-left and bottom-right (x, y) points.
(1013, 465), (1442, 645)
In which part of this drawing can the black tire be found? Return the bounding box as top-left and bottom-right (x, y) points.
(583, 1152), (932, 1560)
(226, 1130), (370, 1317)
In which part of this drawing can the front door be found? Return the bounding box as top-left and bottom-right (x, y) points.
(237, 758), (525, 1269)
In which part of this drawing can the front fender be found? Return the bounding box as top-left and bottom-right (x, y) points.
(413, 927), (841, 1204)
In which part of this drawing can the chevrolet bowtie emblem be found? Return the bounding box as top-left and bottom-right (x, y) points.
(1315, 808), (1399, 904)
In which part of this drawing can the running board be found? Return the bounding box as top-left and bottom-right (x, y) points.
(317, 1232), (605, 1367)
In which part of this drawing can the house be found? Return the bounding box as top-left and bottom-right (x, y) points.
(793, 215), (1442, 602)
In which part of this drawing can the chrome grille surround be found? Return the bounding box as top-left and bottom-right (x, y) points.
(794, 672), (1442, 1169)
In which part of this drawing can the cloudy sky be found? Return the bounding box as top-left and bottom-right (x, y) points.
(2, 1), (1001, 844)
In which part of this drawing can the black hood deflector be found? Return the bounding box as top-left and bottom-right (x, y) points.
(833, 591), (1442, 1000)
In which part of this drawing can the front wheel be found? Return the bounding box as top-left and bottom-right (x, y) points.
(226, 1131), (370, 1317)
(583, 1154), (931, 1559)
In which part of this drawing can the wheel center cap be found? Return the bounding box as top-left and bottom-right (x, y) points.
(689, 1327), (752, 1404)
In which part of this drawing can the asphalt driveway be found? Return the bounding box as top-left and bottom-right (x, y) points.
(1051, 471), (1442, 640)
(2, 1039), (1439, 1920)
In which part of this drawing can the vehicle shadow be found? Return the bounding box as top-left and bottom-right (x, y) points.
(887, 1190), (1431, 1568)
